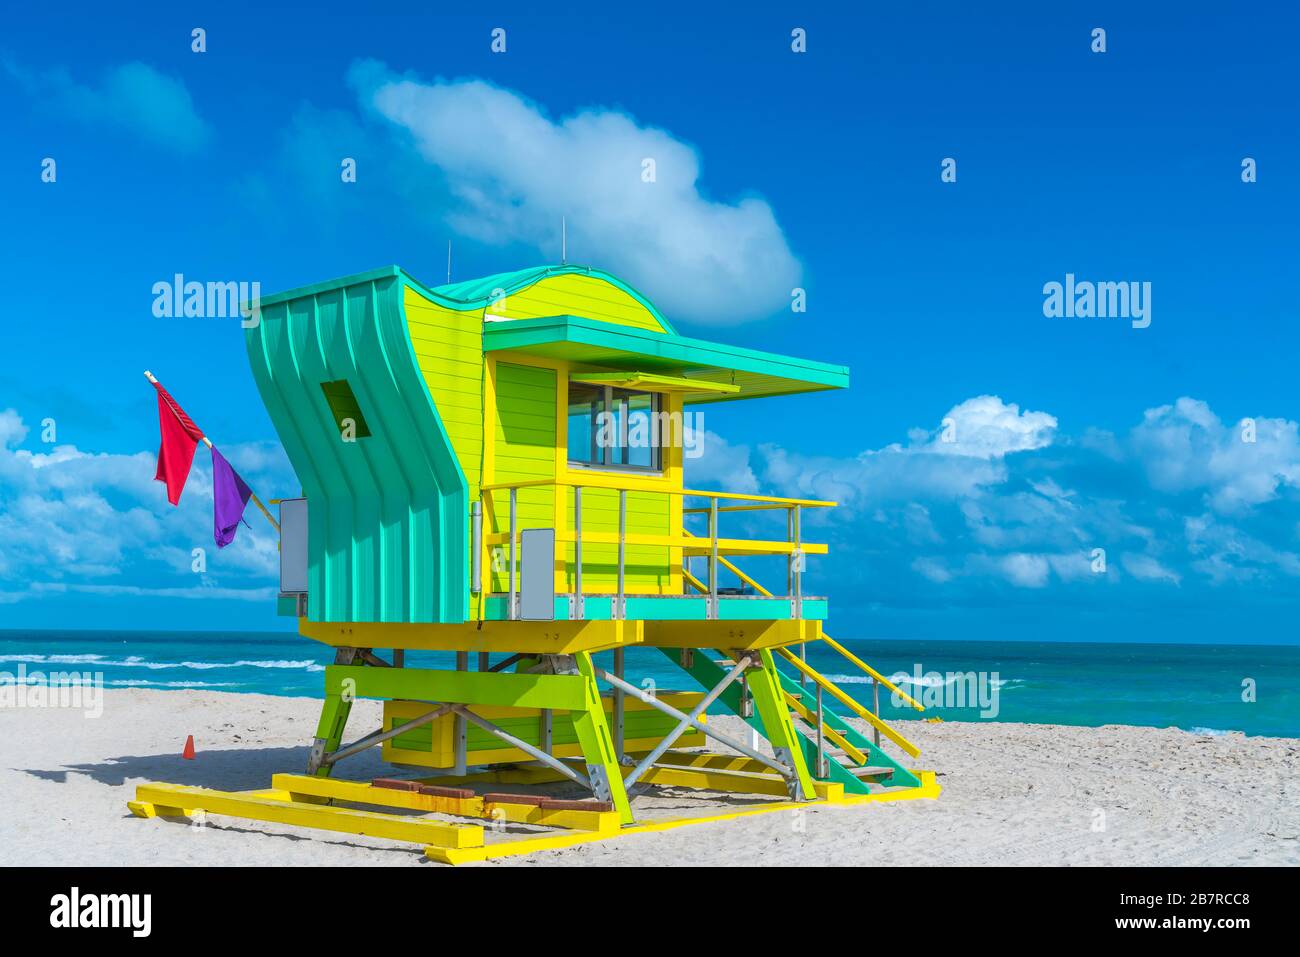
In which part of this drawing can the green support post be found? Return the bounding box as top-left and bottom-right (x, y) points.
(309, 692), (353, 778)
(661, 647), (817, 801)
(743, 648), (818, 801)
(572, 652), (634, 825)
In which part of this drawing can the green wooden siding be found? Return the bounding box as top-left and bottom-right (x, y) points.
(489, 362), (557, 592)
(245, 275), (470, 623)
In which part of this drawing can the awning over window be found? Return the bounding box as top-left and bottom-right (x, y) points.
(568, 371), (740, 396)
(484, 315), (849, 404)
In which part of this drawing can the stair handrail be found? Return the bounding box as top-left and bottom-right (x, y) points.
(776, 648), (921, 759)
(681, 529), (924, 712)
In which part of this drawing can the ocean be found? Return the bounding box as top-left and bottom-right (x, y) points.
(2, 630), (1297, 738)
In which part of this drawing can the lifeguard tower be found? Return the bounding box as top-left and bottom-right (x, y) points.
(129, 264), (937, 862)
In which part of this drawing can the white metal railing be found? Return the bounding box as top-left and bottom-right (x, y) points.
(474, 479), (835, 621)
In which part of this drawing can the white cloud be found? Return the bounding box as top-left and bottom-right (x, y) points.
(910, 395), (1057, 459)
(0, 410), (289, 600)
(347, 60), (801, 325)
(1131, 397), (1300, 513)
(760, 395), (1055, 514)
(683, 428), (759, 494)
(749, 394), (1300, 595)
(1120, 553), (1181, 584)
(996, 552), (1051, 588)
(4, 59), (212, 153)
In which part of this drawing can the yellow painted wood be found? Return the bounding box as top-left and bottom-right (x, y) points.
(819, 634), (924, 711)
(270, 774), (619, 833)
(379, 692), (706, 768)
(642, 618), (820, 650)
(485, 528), (827, 557)
(488, 359), (557, 593)
(776, 648), (922, 759)
(486, 273), (667, 332)
(404, 286), (484, 499)
(654, 749), (785, 775)
(638, 764), (801, 798)
(300, 616), (641, 654)
(133, 782), (485, 848)
(569, 371), (740, 395)
(424, 774), (939, 865)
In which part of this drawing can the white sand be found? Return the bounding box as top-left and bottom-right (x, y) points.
(1, 687), (1296, 866)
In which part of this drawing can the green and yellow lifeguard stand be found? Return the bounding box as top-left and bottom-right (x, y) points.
(130, 264), (937, 862)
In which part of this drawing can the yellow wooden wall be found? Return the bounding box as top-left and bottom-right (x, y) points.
(404, 285), (484, 497)
(486, 360), (557, 592)
(484, 352), (682, 596)
(485, 274), (667, 333)
(404, 273), (683, 600)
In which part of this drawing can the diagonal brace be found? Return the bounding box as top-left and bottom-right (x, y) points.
(598, 657), (794, 789)
(451, 706), (590, 790)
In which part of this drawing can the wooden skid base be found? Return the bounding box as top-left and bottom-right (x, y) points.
(427, 771), (941, 864)
(127, 770), (940, 865)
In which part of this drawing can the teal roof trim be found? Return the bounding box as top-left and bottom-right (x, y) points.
(260, 264), (677, 333)
(483, 315), (849, 400)
(431, 264), (677, 335)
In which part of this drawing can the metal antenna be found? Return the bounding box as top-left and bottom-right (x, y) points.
(561, 217), (566, 265)
(447, 240), (452, 284)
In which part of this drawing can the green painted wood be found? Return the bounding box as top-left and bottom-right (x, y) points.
(658, 646), (832, 796)
(572, 652), (634, 823)
(324, 665), (589, 711)
(311, 692), (353, 779)
(660, 648), (922, 793)
(774, 665), (922, 789)
(245, 274), (470, 623)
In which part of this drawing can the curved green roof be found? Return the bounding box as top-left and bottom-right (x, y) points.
(429, 264), (676, 334)
(258, 264), (675, 334)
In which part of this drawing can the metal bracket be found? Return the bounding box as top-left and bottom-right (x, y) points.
(306, 738), (327, 775)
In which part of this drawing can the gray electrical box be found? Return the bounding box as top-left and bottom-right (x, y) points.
(519, 528), (556, 620)
(279, 498), (308, 595)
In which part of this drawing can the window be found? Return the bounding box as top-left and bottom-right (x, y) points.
(319, 379), (372, 438)
(567, 383), (661, 472)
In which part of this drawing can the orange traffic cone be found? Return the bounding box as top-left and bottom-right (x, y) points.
(182, 735), (196, 760)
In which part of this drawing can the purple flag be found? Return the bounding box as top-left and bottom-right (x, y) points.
(211, 446), (253, 548)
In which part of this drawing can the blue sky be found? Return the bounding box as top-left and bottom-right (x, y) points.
(1, 2), (1297, 641)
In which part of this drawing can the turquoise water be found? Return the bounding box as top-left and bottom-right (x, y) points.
(2, 630), (1296, 737)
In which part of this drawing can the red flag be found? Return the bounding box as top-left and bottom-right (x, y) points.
(152, 379), (205, 506)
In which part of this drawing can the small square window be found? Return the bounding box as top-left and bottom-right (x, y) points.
(319, 379), (372, 438)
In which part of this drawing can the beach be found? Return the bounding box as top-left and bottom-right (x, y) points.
(1, 687), (1296, 867)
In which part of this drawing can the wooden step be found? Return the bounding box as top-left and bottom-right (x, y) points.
(846, 766), (895, 778)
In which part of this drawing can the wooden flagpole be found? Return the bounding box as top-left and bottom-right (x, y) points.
(144, 370), (281, 533)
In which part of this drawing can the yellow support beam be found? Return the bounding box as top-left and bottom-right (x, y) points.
(272, 774), (620, 834)
(131, 782), (485, 849)
(776, 649), (921, 759)
(642, 618), (820, 649)
(654, 749), (776, 774)
(485, 528), (828, 558)
(301, 617), (642, 654)
(639, 764), (842, 800)
(424, 771), (940, 865)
